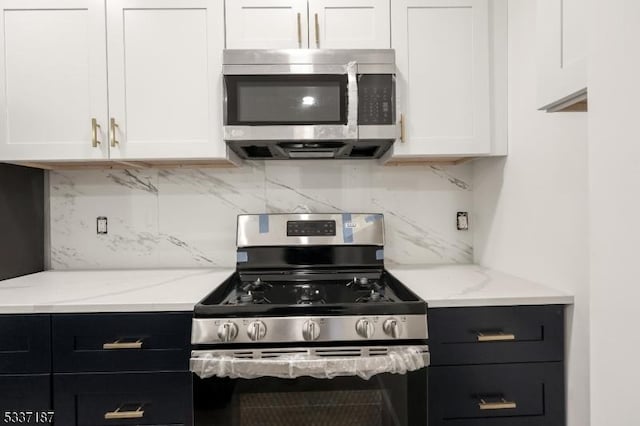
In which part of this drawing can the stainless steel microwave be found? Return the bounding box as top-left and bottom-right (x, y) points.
(223, 49), (397, 160)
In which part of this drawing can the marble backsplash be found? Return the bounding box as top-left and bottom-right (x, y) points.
(49, 161), (473, 269)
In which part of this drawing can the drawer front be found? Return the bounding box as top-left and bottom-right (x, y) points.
(429, 363), (565, 426)
(0, 374), (51, 417)
(428, 305), (564, 365)
(0, 315), (51, 374)
(52, 313), (191, 373)
(53, 372), (192, 426)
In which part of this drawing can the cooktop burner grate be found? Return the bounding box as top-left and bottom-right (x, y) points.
(217, 274), (400, 307)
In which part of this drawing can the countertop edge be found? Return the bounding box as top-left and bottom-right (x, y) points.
(426, 295), (575, 308)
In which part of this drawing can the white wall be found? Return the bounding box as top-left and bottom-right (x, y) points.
(472, 1), (590, 425)
(588, 1), (640, 424)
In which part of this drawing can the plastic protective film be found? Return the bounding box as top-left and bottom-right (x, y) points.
(191, 346), (428, 380)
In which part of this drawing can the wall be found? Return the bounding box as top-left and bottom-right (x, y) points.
(472, 1), (590, 425)
(588, 1), (640, 424)
(0, 164), (44, 279)
(49, 161), (473, 269)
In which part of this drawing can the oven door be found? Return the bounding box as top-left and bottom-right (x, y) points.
(191, 346), (428, 426)
(223, 63), (358, 142)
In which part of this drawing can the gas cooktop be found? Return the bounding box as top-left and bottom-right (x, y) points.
(195, 269), (426, 317)
(226, 275), (398, 305)
(192, 213), (428, 346)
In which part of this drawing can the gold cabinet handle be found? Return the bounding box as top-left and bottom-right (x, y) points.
(399, 114), (406, 143)
(297, 13), (302, 48)
(314, 13), (320, 48)
(103, 339), (143, 350)
(91, 118), (102, 148)
(110, 118), (119, 147)
(479, 398), (517, 411)
(104, 405), (144, 420)
(477, 332), (516, 342)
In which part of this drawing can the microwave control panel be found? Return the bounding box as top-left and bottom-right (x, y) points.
(358, 74), (395, 125)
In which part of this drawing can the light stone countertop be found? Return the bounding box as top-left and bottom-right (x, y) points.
(388, 264), (574, 308)
(0, 265), (573, 314)
(0, 269), (233, 314)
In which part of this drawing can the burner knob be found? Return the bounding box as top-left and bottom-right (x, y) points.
(247, 320), (267, 341)
(302, 320), (321, 341)
(383, 318), (402, 338)
(217, 322), (238, 342)
(355, 318), (375, 339)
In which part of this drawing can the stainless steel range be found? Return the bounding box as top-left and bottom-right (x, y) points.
(191, 213), (429, 426)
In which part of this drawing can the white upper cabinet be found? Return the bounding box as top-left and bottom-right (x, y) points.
(308, 0), (390, 49)
(537, 0), (587, 112)
(226, 0), (309, 49)
(0, 0), (230, 163)
(0, 0), (109, 161)
(390, 0), (493, 158)
(225, 0), (390, 49)
(0, 0), (505, 164)
(107, 0), (226, 160)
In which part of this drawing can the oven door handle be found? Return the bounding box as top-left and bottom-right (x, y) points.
(190, 345), (429, 380)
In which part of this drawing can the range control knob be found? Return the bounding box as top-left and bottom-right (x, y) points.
(217, 322), (238, 342)
(355, 318), (375, 339)
(302, 320), (321, 341)
(247, 320), (267, 341)
(383, 318), (402, 338)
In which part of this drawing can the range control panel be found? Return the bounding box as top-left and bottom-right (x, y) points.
(358, 74), (395, 125)
(287, 220), (336, 237)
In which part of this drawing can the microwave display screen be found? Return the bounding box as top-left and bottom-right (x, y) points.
(226, 75), (348, 125)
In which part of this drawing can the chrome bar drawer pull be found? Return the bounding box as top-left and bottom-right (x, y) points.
(104, 404), (144, 420)
(103, 339), (143, 350)
(476, 332), (516, 342)
(479, 398), (517, 411)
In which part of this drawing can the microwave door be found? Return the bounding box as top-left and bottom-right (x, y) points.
(226, 75), (347, 126)
(223, 63), (358, 141)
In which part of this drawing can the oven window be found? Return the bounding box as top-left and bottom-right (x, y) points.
(225, 75), (348, 125)
(194, 371), (427, 426)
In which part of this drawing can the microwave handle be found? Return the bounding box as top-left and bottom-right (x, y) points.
(346, 61), (358, 134)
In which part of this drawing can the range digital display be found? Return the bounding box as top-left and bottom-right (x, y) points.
(287, 220), (336, 237)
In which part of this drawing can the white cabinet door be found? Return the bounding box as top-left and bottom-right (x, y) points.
(107, 0), (227, 160)
(0, 0), (109, 161)
(537, 0), (587, 111)
(391, 0), (491, 157)
(308, 0), (390, 49)
(226, 0), (308, 49)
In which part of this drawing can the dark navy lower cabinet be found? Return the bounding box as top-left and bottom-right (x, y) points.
(428, 305), (564, 366)
(53, 371), (193, 426)
(0, 374), (51, 425)
(52, 313), (192, 373)
(429, 363), (565, 426)
(0, 315), (51, 374)
(0, 315), (52, 426)
(428, 305), (567, 426)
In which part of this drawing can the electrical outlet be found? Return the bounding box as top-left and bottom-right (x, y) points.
(97, 216), (108, 234)
(457, 212), (469, 231)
